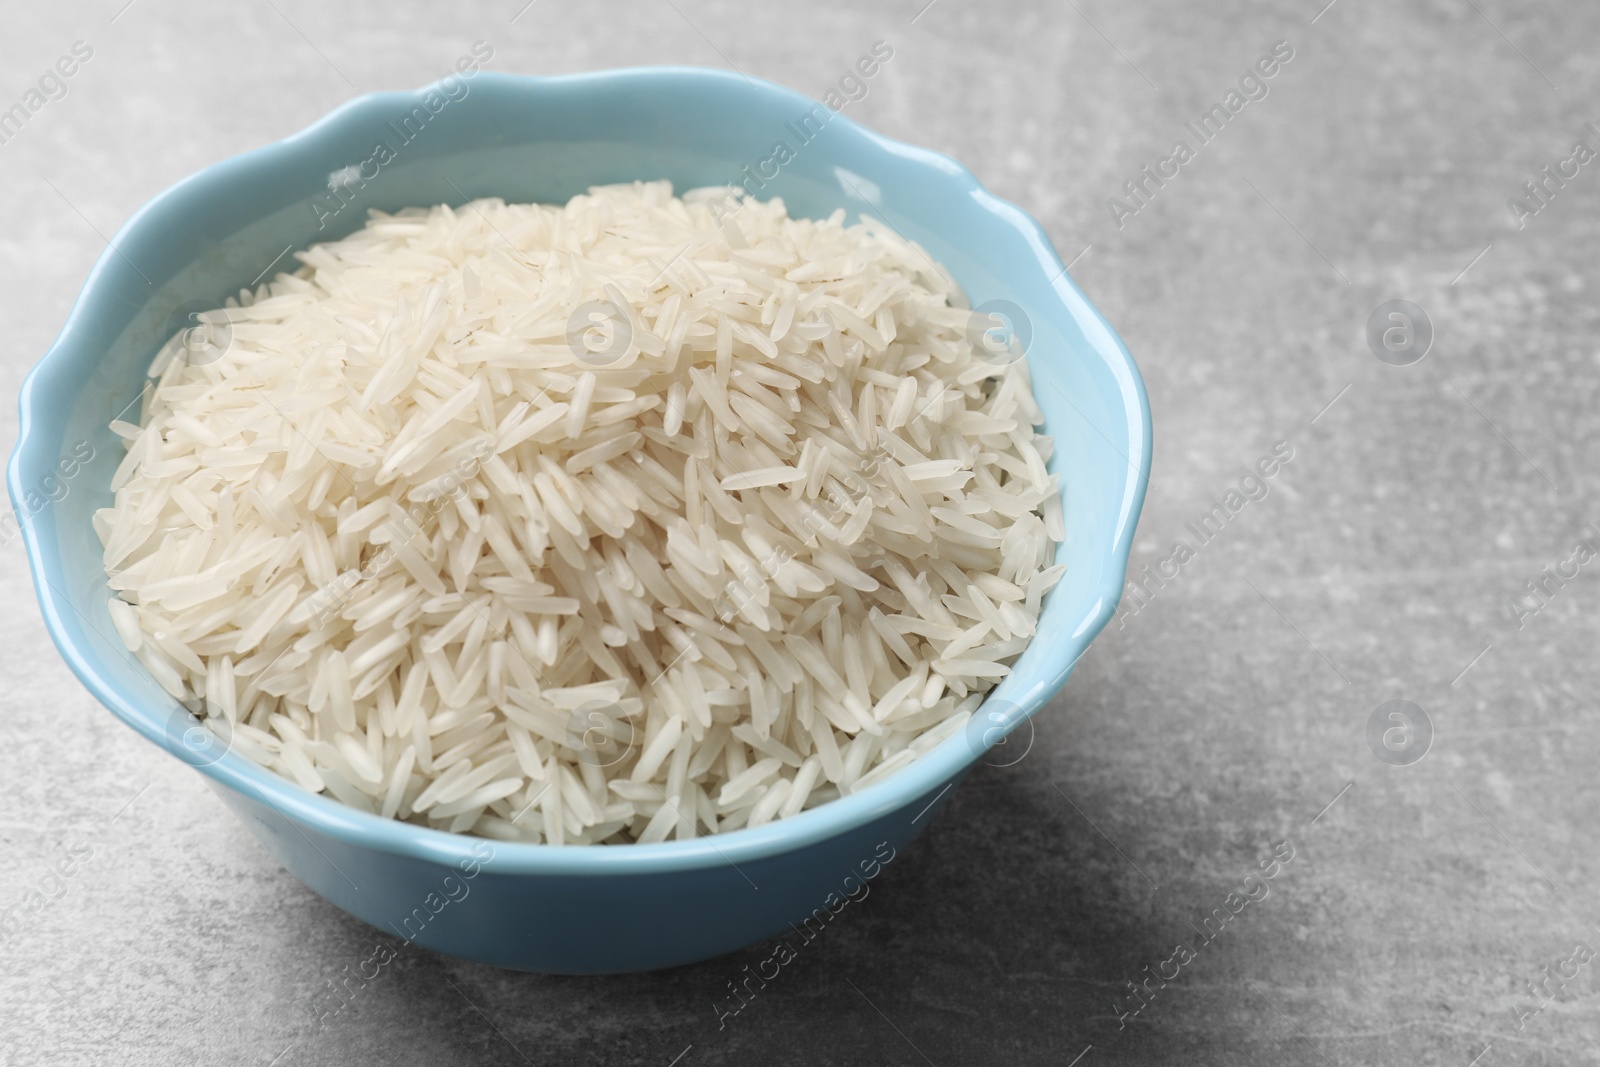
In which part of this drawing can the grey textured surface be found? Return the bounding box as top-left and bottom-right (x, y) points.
(2, 1), (1598, 1064)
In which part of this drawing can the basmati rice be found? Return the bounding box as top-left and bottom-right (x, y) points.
(100, 181), (1065, 844)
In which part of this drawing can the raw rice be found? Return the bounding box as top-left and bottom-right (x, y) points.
(99, 181), (1065, 844)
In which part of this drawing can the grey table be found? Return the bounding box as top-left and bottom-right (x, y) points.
(2, 1), (1597, 1064)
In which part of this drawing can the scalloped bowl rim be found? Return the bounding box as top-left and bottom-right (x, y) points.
(10, 67), (1151, 876)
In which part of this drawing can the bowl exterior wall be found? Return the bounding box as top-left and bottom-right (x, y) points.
(210, 773), (961, 973)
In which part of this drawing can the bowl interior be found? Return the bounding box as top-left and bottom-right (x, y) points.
(12, 68), (1149, 870)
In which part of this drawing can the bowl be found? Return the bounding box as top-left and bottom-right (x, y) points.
(9, 68), (1151, 973)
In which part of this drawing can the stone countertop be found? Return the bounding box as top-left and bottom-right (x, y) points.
(2, 1), (1598, 1064)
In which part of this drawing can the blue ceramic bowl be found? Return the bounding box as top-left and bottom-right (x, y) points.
(9, 68), (1150, 973)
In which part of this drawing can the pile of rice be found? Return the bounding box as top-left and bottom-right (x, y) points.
(99, 181), (1063, 844)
